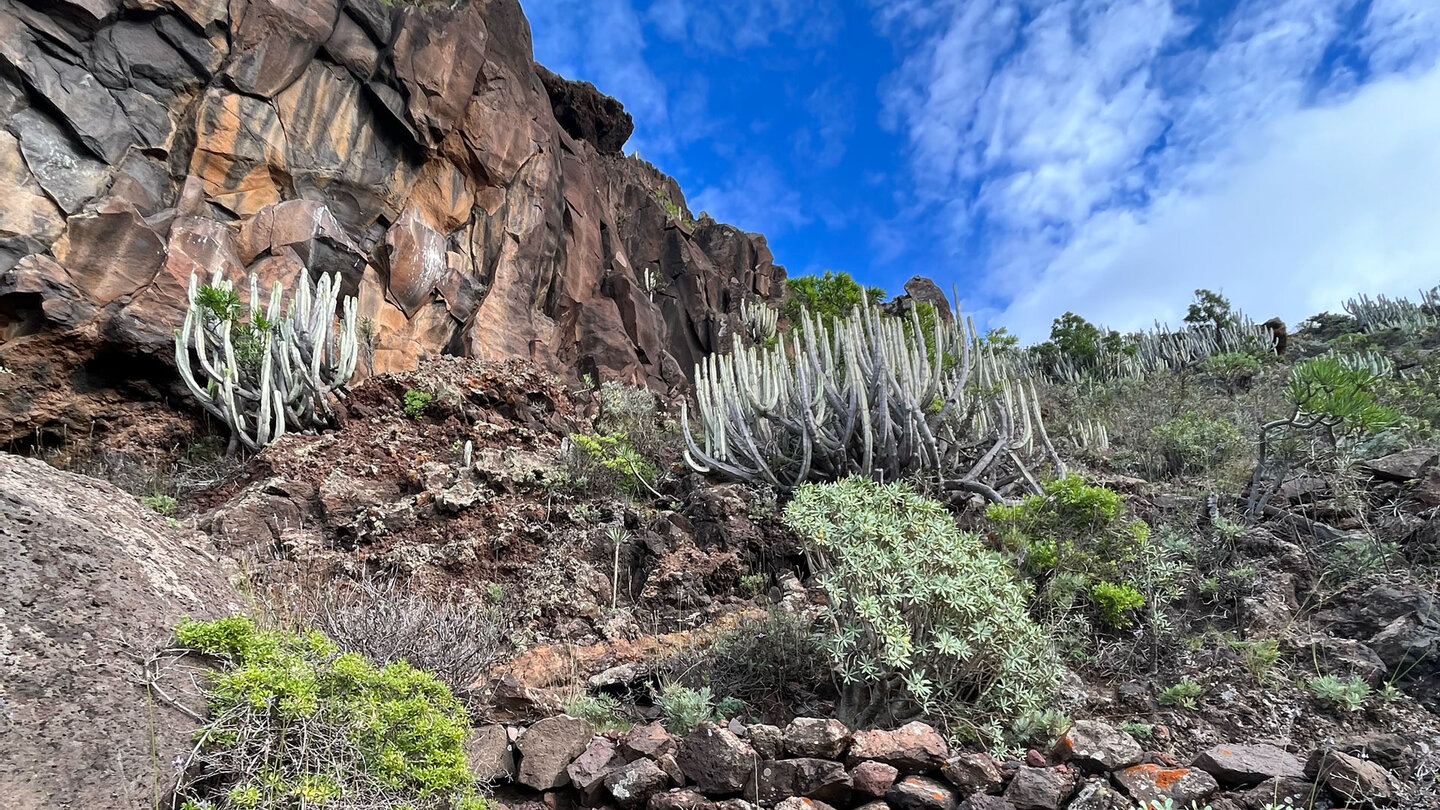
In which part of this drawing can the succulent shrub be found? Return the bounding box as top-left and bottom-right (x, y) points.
(668, 609), (831, 724)
(783, 477), (1060, 730)
(403, 389), (433, 418)
(142, 492), (178, 516)
(684, 297), (1060, 499)
(171, 617), (485, 810)
(1150, 411), (1246, 476)
(1199, 351), (1264, 394)
(1246, 352), (1401, 515)
(564, 432), (658, 496)
(655, 681), (726, 735)
(175, 269), (359, 454)
(1306, 674), (1371, 712)
(1159, 678), (1203, 709)
(1088, 581), (1145, 628)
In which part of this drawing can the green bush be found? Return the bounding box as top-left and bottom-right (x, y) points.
(1151, 411), (1245, 476)
(1199, 352), (1263, 394)
(403, 389), (433, 419)
(782, 270), (886, 324)
(564, 432), (657, 496)
(172, 617), (485, 810)
(1089, 581), (1145, 628)
(564, 692), (633, 733)
(784, 477), (1059, 729)
(142, 492), (178, 516)
(1306, 674), (1370, 712)
(668, 610), (831, 724)
(655, 681), (727, 735)
(1159, 678), (1203, 709)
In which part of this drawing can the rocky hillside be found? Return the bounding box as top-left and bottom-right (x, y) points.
(0, 0), (784, 446)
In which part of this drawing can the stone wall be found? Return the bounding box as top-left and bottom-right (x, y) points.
(0, 0), (785, 440)
(474, 716), (1404, 810)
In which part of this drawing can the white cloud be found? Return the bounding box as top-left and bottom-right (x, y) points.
(878, 0), (1440, 341)
(690, 160), (812, 235)
(999, 67), (1440, 340)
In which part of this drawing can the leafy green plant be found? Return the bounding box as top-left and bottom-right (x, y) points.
(1031, 311), (1133, 379)
(142, 492), (178, 517)
(565, 692), (633, 733)
(1200, 352), (1263, 394)
(988, 475), (1151, 629)
(1151, 411), (1245, 476)
(1229, 638), (1281, 680)
(1089, 581), (1144, 628)
(1306, 674), (1371, 712)
(1184, 289), (1239, 333)
(170, 617), (485, 810)
(781, 270), (886, 324)
(784, 477), (1059, 730)
(565, 432), (659, 497)
(1009, 709), (1071, 748)
(739, 573), (769, 598)
(1118, 721), (1153, 740)
(1159, 679), (1203, 709)
(403, 389), (433, 419)
(655, 681), (720, 735)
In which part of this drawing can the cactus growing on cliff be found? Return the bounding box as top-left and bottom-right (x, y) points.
(175, 269), (359, 453)
(682, 297), (1062, 501)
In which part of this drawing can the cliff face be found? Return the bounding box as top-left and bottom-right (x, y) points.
(0, 0), (784, 441)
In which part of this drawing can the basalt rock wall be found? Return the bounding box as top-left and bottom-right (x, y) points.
(0, 0), (784, 440)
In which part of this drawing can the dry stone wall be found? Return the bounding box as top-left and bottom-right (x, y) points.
(476, 716), (1405, 810)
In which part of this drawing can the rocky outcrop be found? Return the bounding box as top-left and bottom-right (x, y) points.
(0, 452), (244, 809)
(0, 0), (785, 444)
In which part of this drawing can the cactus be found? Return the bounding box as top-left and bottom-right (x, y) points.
(1343, 286), (1440, 334)
(682, 298), (1062, 502)
(740, 298), (778, 342)
(175, 268), (359, 454)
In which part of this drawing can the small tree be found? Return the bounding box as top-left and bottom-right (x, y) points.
(1245, 353), (1400, 516)
(1184, 288), (1238, 333)
(783, 477), (1060, 730)
(782, 270), (886, 324)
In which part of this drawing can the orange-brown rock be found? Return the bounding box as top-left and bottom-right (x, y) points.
(0, 0), (786, 446)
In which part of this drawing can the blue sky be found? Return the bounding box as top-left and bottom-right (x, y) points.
(527, 0), (1440, 341)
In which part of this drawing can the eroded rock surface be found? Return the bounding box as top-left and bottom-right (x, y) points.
(0, 0), (786, 446)
(0, 453), (244, 808)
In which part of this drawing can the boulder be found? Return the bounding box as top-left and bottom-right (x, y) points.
(0, 454), (245, 809)
(1364, 447), (1438, 481)
(465, 724), (516, 782)
(1239, 777), (1320, 810)
(1065, 779), (1130, 810)
(958, 797), (1016, 810)
(940, 753), (1004, 795)
(847, 722), (949, 773)
(1055, 720), (1143, 771)
(783, 718), (852, 760)
(516, 715), (593, 790)
(754, 758), (852, 806)
(622, 722), (679, 761)
(1002, 767), (1075, 810)
(848, 760), (899, 798)
(566, 736), (626, 798)
(773, 799), (835, 810)
(1305, 749), (1395, 806)
(605, 758), (671, 809)
(887, 775), (958, 810)
(1114, 765), (1219, 806)
(677, 724), (758, 794)
(745, 724), (785, 761)
(1192, 743), (1306, 786)
(649, 789), (717, 810)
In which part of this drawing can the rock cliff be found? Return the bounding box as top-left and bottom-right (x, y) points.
(0, 0), (785, 443)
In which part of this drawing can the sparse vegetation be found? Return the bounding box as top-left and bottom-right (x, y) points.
(1160, 679), (1203, 709)
(142, 492), (178, 516)
(1307, 673), (1372, 712)
(404, 389), (433, 418)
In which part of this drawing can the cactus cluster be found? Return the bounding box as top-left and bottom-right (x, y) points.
(740, 298), (778, 342)
(1042, 319), (1275, 383)
(1344, 286), (1440, 334)
(682, 299), (1062, 502)
(175, 269), (359, 453)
